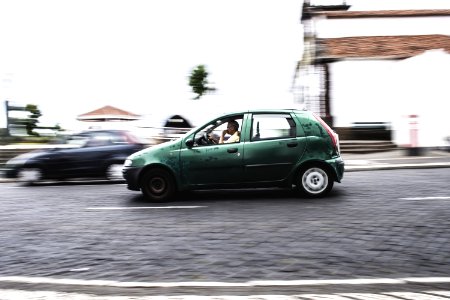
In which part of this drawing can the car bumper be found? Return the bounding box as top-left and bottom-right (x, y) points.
(327, 157), (345, 182)
(122, 166), (143, 191)
(3, 167), (18, 179)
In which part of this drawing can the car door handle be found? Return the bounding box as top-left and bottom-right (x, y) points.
(287, 142), (298, 148)
(227, 148), (238, 153)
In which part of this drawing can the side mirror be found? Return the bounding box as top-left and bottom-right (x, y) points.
(185, 139), (194, 148)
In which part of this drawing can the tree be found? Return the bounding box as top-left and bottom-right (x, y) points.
(6, 101), (42, 136)
(188, 65), (216, 100)
(24, 104), (42, 136)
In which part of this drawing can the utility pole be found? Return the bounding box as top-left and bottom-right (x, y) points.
(5, 100), (9, 136)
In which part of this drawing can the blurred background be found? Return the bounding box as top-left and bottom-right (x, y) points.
(1, 0), (449, 152)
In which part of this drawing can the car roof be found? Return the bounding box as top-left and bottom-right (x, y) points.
(76, 129), (130, 134)
(219, 108), (309, 116)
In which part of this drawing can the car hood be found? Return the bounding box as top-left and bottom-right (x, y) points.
(127, 139), (181, 161)
(5, 145), (80, 165)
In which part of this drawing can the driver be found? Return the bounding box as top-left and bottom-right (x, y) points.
(219, 120), (240, 144)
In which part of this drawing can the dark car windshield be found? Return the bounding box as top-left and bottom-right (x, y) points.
(62, 130), (146, 148)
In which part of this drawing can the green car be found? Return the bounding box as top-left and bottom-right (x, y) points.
(123, 109), (344, 201)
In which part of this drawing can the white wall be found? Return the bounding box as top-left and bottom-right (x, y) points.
(329, 50), (450, 147)
(329, 60), (398, 127)
(389, 50), (450, 147)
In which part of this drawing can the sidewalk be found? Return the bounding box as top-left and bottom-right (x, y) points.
(343, 148), (450, 171)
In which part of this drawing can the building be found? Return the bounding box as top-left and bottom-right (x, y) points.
(77, 105), (140, 122)
(74, 105), (142, 130)
(293, 2), (450, 148)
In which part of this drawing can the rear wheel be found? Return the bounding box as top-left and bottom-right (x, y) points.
(141, 168), (176, 202)
(17, 168), (43, 185)
(296, 165), (333, 198)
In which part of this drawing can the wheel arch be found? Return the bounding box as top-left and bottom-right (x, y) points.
(294, 159), (338, 183)
(138, 163), (180, 190)
(21, 161), (47, 176)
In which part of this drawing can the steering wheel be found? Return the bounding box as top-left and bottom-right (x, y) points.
(203, 132), (218, 145)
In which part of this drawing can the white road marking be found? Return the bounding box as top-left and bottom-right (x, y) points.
(86, 206), (206, 210)
(1, 290), (450, 300)
(249, 278), (403, 286)
(1, 276), (450, 288)
(70, 268), (91, 272)
(399, 196), (450, 201)
(404, 277), (450, 283)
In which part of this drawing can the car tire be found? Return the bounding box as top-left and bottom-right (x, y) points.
(141, 168), (176, 202)
(17, 168), (43, 185)
(296, 165), (333, 198)
(105, 163), (124, 181)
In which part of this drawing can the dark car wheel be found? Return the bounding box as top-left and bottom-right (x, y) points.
(17, 168), (43, 185)
(141, 168), (176, 202)
(296, 165), (333, 198)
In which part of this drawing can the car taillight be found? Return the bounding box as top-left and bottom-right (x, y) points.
(313, 113), (340, 153)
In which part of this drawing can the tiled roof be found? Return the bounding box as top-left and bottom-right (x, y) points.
(314, 9), (450, 19)
(318, 35), (450, 60)
(77, 105), (140, 120)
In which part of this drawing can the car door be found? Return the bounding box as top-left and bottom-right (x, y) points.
(243, 113), (307, 182)
(50, 131), (127, 178)
(180, 115), (244, 186)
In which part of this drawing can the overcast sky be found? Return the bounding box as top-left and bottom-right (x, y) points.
(1, 0), (449, 129)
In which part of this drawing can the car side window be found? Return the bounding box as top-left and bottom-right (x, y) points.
(192, 116), (243, 147)
(251, 114), (296, 141)
(86, 133), (113, 147)
(109, 132), (129, 144)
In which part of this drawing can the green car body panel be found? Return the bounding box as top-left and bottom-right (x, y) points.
(123, 109), (344, 200)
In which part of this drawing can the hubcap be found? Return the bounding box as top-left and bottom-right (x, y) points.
(18, 168), (41, 183)
(302, 167), (328, 194)
(150, 177), (166, 194)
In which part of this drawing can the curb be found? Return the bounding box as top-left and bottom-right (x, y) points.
(345, 162), (450, 172)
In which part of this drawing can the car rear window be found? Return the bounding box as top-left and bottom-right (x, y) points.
(251, 114), (296, 141)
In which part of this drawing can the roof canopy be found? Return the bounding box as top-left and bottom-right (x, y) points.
(318, 35), (450, 60)
(77, 105), (141, 122)
(311, 9), (450, 19)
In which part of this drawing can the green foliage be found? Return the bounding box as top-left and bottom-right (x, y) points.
(24, 104), (42, 136)
(3, 101), (63, 142)
(6, 102), (42, 136)
(188, 65), (216, 100)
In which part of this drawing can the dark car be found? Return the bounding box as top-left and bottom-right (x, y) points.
(4, 130), (148, 184)
(123, 109), (344, 202)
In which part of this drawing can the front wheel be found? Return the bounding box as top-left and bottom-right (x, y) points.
(17, 168), (43, 185)
(296, 166), (333, 198)
(140, 168), (176, 202)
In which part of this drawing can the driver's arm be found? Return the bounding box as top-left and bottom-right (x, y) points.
(219, 129), (228, 144)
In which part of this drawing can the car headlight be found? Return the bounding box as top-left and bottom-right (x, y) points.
(6, 157), (27, 166)
(123, 159), (133, 167)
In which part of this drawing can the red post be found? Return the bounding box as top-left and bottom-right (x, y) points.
(409, 114), (418, 147)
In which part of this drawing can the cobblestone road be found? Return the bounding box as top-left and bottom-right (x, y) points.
(0, 168), (449, 298)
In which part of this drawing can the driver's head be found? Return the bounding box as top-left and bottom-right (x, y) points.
(227, 120), (239, 133)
